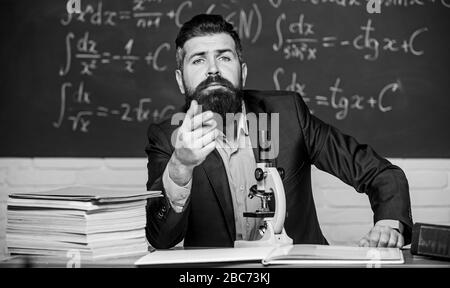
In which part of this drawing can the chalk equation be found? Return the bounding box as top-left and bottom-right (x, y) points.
(51, 0), (447, 134)
(60, 0), (263, 43)
(273, 14), (427, 61)
(55, 0), (267, 133)
(274, 67), (402, 120)
(268, 0), (450, 9)
(61, 0), (263, 42)
(61, 0), (184, 29)
(53, 81), (175, 132)
(59, 32), (170, 76)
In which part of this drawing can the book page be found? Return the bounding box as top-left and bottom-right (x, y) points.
(135, 246), (275, 266)
(262, 245), (404, 265)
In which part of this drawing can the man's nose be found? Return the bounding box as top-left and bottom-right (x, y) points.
(206, 59), (220, 76)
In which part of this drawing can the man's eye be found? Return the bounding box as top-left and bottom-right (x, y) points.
(219, 56), (231, 62)
(192, 58), (204, 64)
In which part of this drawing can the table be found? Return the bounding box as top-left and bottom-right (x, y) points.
(0, 249), (449, 268)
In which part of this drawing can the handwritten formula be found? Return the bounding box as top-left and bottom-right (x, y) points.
(53, 0), (448, 133)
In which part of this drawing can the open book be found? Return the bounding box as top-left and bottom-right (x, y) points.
(135, 246), (274, 266)
(135, 244), (404, 266)
(262, 244), (404, 265)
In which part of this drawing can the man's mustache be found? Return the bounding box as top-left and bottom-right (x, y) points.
(195, 75), (236, 93)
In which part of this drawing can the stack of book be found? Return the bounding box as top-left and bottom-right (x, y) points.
(6, 186), (161, 260)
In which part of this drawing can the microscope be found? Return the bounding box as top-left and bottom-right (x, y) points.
(234, 131), (293, 248)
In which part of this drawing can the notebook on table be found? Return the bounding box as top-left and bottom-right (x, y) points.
(134, 244), (404, 266)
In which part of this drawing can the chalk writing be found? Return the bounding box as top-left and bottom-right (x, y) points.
(1, 0), (448, 159)
(61, 0), (189, 28)
(51, 0), (445, 136)
(206, 2), (262, 43)
(273, 67), (402, 120)
(274, 14), (427, 61)
(59, 31), (170, 75)
(274, 0), (450, 8)
(54, 82), (175, 132)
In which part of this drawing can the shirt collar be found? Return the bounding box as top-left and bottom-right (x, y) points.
(238, 101), (249, 137)
(217, 101), (249, 144)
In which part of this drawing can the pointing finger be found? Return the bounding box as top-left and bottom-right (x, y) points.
(186, 100), (199, 118)
(183, 100), (199, 130)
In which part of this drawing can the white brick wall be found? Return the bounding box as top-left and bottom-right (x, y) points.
(407, 171), (448, 189)
(0, 169), (6, 185)
(0, 158), (449, 257)
(312, 160), (450, 246)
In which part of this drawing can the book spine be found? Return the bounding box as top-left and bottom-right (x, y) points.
(411, 222), (450, 260)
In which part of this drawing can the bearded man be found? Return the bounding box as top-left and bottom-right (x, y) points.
(145, 14), (413, 249)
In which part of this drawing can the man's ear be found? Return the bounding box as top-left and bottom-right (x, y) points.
(175, 69), (185, 94)
(241, 63), (248, 87)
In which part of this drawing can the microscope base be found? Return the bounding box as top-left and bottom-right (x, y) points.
(234, 222), (293, 248)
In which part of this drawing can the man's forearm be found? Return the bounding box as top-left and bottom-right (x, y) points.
(168, 153), (194, 187)
(164, 154), (194, 213)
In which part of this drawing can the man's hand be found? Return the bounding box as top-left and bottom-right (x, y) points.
(168, 100), (219, 186)
(359, 224), (404, 248)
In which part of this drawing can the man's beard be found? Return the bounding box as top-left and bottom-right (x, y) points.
(183, 75), (243, 121)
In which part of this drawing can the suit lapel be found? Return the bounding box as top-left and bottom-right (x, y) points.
(201, 150), (236, 241)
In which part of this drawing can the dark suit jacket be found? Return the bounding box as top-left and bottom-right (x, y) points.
(145, 90), (413, 249)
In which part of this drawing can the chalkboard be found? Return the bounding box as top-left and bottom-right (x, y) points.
(1, 0), (449, 157)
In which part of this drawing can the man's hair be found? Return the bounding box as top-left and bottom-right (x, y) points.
(175, 14), (243, 70)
